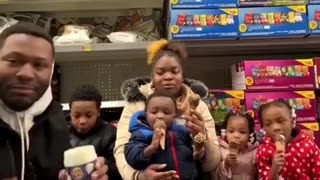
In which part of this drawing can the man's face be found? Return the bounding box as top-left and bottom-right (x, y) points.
(0, 34), (53, 111)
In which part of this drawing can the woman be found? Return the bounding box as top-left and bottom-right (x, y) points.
(114, 40), (221, 180)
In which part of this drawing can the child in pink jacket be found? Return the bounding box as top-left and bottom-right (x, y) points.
(215, 111), (258, 180)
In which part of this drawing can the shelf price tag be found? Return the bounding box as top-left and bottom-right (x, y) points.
(81, 45), (92, 52)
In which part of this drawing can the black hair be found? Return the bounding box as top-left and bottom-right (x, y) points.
(258, 99), (292, 124)
(145, 92), (177, 112)
(222, 110), (256, 144)
(0, 22), (55, 57)
(69, 84), (102, 109)
(152, 41), (188, 68)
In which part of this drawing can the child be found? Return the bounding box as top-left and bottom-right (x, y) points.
(215, 111), (258, 180)
(124, 92), (204, 180)
(69, 84), (122, 180)
(256, 100), (320, 180)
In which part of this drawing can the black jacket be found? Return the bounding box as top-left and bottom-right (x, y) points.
(70, 120), (122, 180)
(125, 111), (198, 180)
(0, 101), (71, 180)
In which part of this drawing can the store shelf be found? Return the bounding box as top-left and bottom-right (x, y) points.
(54, 37), (320, 62)
(61, 100), (126, 110)
(55, 42), (152, 62)
(0, 0), (164, 12)
(183, 37), (320, 57)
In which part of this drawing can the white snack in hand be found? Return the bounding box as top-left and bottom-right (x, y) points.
(64, 145), (97, 167)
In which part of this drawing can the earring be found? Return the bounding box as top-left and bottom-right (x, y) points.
(291, 108), (297, 128)
(221, 129), (226, 139)
(249, 133), (255, 144)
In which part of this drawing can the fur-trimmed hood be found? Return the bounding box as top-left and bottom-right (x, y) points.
(120, 76), (209, 102)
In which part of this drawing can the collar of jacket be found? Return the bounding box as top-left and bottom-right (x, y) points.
(120, 76), (209, 102)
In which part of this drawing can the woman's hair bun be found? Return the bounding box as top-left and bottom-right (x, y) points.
(146, 39), (188, 65)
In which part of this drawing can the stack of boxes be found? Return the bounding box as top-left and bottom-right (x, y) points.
(168, 0), (239, 40)
(167, 0), (320, 39)
(203, 90), (245, 125)
(232, 59), (320, 145)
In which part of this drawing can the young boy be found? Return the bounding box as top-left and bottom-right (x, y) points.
(69, 84), (122, 180)
(124, 92), (202, 180)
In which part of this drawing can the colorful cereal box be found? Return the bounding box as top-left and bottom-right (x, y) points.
(203, 90), (245, 124)
(231, 59), (315, 91)
(169, 9), (239, 40)
(238, 6), (308, 38)
(245, 91), (317, 123)
(308, 5), (320, 35)
(170, 0), (238, 8)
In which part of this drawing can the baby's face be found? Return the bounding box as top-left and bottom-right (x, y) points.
(146, 96), (176, 129)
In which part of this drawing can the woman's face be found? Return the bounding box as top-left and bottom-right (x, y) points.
(152, 55), (183, 98)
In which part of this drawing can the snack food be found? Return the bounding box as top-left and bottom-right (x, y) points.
(229, 138), (241, 154)
(275, 134), (286, 151)
(153, 119), (167, 150)
(64, 145), (97, 180)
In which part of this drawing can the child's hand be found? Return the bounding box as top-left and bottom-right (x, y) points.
(143, 129), (163, 158)
(272, 149), (285, 171)
(151, 128), (163, 150)
(225, 153), (238, 169)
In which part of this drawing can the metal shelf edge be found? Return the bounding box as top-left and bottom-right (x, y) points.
(0, 0), (163, 11)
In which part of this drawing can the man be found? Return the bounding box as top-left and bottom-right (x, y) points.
(0, 23), (107, 180)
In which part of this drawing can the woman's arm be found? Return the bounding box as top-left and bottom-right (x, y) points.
(114, 102), (145, 180)
(197, 100), (222, 172)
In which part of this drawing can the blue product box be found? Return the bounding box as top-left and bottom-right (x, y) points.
(170, 0), (238, 8)
(238, 6), (308, 38)
(169, 9), (239, 40)
(309, 0), (320, 5)
(239, 0), (306, 7)
(308, 5), (320, 34)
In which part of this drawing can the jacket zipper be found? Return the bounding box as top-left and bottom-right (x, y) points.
(169, 131), (181, 180)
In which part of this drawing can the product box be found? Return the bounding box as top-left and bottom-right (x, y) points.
(203, 90), (245, 124)
(238, 6), (308, 38)
(169, 9), (239, 40)
(308, 5), (320, 35)
(170, 0), (238, 9)
(315, 59), (320, 88)
(245, 91), (317, 123)
(231, 59), (315, 91)
(309, 0), (320, 5)
(239, 0), (306, 7)
(297, 122), (320, 146)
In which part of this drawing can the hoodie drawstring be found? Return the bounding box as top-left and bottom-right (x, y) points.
(17, 115), (28, 180)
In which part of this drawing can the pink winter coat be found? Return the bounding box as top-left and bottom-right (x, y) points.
(215, 139), (259, 180)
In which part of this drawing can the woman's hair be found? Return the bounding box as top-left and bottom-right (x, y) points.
(222, 110), (256, 143)
(146, 39), (188, 66)
(258, 99), (292, 123)
(145, 92), (177, 112)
